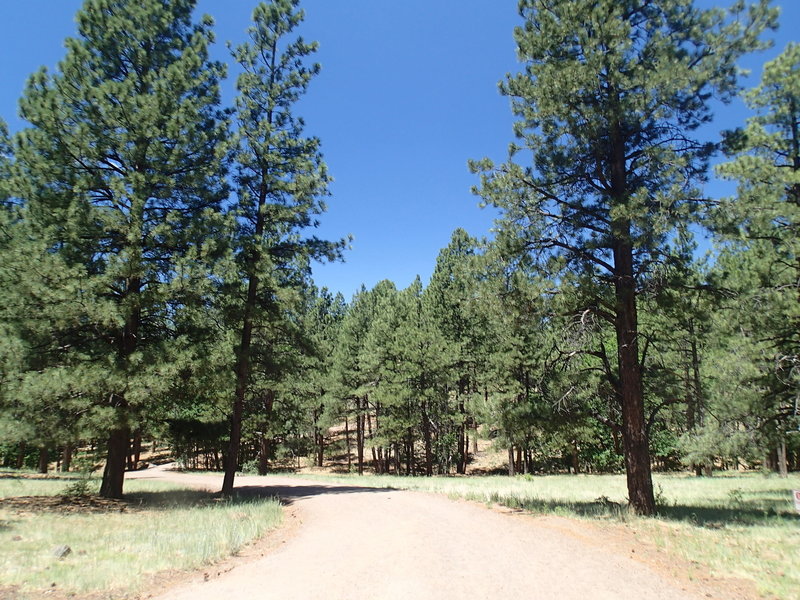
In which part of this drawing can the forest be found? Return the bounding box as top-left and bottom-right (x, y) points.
(0, 0), (797, 517)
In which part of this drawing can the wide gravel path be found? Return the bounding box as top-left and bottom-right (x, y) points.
(129, 466), (713, 600)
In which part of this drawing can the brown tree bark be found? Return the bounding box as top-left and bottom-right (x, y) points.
(257, 391), (276, 475)
(609, 117), (655, 515)
(356, 397), (365, 475)
(100, 272), (139, 499)
(345, 415), (352, 472)
(258, 436), (269, 475)
(128, 432), (142, 471)
(777, 436), (788, 478)
(406, 429), (414, 476)
(16, 441), (26, 470)
(456, 394), (466, 474)
(37, 447), (49, 474)
(222, 36), (282, 496)
(422, 402), (433, 476)
(61, 444), (73, 473)
(100, 426), (130, 499)
(472, 415), (479, 456)
(614, 237), (655, 515)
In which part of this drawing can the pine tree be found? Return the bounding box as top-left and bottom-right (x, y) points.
(714, 43), (800, 472)
(677, 252), (772, 471)
(301, 288), (346, 469)
(338, 281), (396, 474)
(425, 229), (487, 472)
(12, 0), (229, 497)
(472, 0), (776, 514)
(475, 247), (570, 475)
(221, 0), (342, 495)
(0, 119), (9, 204)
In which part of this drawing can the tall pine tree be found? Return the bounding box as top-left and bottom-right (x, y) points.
(12, 0), (229, 497)
(472, 0), (775, 514)
(713, 43), (800, 473)
(221, 0), (341, 495)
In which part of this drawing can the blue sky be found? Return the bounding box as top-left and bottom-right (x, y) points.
(1, 1), (797, 300)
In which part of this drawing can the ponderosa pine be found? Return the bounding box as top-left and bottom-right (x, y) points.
(13, 0), (228, 498)
(221, 0), (341, 495)
(472, 0), (776, 514)
(714, 43), (800, 476)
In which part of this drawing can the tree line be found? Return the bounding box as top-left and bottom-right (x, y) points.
(0, 0), (797, 516)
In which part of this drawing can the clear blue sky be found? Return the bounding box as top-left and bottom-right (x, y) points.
(1, 1), (797, 300)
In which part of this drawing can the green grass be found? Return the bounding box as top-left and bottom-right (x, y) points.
(291, 470), (800, 599)
(0, 473), (283, 598)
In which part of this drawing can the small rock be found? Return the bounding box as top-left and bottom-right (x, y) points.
(52, 545), (72, 559)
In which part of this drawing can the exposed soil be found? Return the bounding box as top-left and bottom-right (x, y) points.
(120, 465), (761, 600)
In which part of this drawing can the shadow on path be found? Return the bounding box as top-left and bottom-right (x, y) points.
(128, 469), (397, 507)
(232, 483), (395, 506)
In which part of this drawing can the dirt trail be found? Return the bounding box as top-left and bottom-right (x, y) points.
(129, 466), (739, 600)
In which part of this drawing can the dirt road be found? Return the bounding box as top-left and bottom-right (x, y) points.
(129, 466), (740, 600)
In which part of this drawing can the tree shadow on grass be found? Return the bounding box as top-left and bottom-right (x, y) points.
(503, 495), (799, 528)
(0, 488), (270, 514)
(0, 472), (83, 482)
(654, 502), (799, 527)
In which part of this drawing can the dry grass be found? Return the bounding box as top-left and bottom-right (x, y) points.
(0, 472), (282, 598)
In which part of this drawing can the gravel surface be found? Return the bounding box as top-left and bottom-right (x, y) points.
(129, 466), (716, 600)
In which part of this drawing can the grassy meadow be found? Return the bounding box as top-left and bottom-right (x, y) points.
(0, 473), (282, 598)
(292, 471), (800, 599)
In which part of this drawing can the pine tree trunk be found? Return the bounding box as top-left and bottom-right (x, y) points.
(223, 293), (255, 495)
(222, 377), (245, 494)
(356, 397), (365, 475)
(406, 429), (413, 476)
(317, 429), (325, 468)
(456, 395), (466, 474)
(345, 415), (352, 472)
(37, 447), (49, 474)
(16, 441), (26, 470)
(507, 446), (515, 476)
(610, 123), (655, 514)
(257, 391), (276, 475)
(61, 444), (73, 473)
(129, 432), (141, 471)
(258, 435), (269, 475)
(472, 417), (479, 455)
(367, 406), (377, 472)
(615, 255), (655, 515)
(100, 426), (130, 499)
(422, 404), (433, 476)
(778, 437), (788, 478)
(765, 448), (777, 472)
(572, 442), (579, 474)
(100, 272), (139, 498)
(313, 406), (325, 468)
(690, 328), (704, 428)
